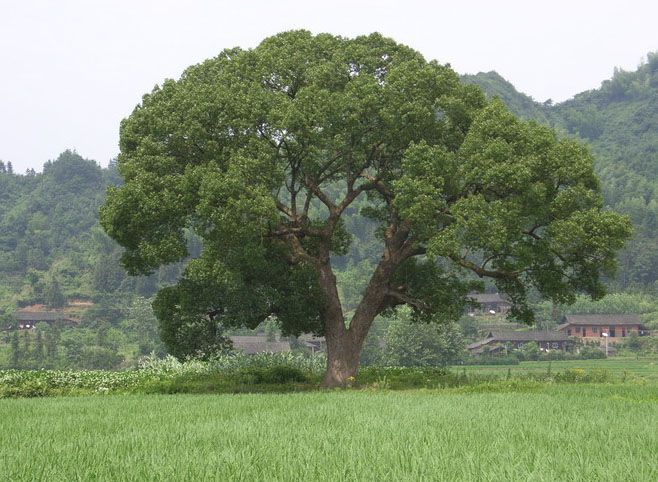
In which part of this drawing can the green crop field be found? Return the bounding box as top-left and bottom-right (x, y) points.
(1, 383), (657, 481)
(456, 357), (658, 380)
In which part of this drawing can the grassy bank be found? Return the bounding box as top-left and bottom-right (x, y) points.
(1, 356), (656, 398)
(1, 384), (656, 481)
(455, 357), (658, 380)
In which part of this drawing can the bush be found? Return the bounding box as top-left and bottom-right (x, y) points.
(579, 346), (606, 359)
(513, 342), (540, 361)
(381, 311), (465, 367)
(80, 346), (124, 370)
(232, 366), (308, 385)
(137, 352), (327, 376)
(540, 350), (568, 361)
(554, 368), (611, 383)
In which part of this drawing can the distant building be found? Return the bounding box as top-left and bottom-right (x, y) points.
(467, 293), (511, 315)
(230, 336), (291, 355)
(557, 314), (648, 343)
(467, 330), (570, 355)
(11, 310), (77, 330)
(477, 322), (525, 335)
(297, 334), (326, 353)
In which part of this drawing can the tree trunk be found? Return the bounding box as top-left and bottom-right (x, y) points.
(322, 331), (362, 387)
(317, 262), (355, 387)
(319, 260), (394, 387)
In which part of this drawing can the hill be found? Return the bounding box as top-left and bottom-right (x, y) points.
(461, 71), (553, 123)
(0, 150), (188, 313)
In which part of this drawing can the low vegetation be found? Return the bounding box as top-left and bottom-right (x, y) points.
(1, 383), (656, 480)
(1, 355), (655, 398)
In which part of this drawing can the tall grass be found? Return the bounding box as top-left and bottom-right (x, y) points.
(138, 351), (327, 375)
(1, 384), (656, 480)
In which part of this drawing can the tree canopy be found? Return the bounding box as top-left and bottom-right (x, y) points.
(466, 54), (658, 290)
(100, 31), (631, 385)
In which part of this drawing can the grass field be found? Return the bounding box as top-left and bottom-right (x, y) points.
(1, 383), (657, 481)
(456, 357), (658, 380)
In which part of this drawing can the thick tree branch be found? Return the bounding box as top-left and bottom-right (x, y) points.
(279, 234), (318, 266)
(360, 173), (393, 202)
(303, 175), (335, 211)
(385, 287), (429, 312)
(523, 227), (569, 264)
(398, 238), (426, 262)
(269, 223), (324, 239)
(276, 200), (296, 220)
(449, 255), (519, 279)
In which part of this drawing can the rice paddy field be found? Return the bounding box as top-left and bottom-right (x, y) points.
(459, 357), (658, 380)
(1, 382), (657, 481)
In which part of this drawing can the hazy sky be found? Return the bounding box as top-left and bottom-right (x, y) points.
(1, 0), (656, 173)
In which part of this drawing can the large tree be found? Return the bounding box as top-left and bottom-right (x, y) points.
(100, 31), (631, 386)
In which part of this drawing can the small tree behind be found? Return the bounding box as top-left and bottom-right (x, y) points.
(10, 330), (20, 367)
(382, 309), (465, 366)
(44, 277), (66, 309)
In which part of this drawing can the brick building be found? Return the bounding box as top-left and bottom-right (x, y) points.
(557, 314), (648, 343)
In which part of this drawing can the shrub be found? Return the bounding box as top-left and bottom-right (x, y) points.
(554, 368), (611, 383)
(137, 351), (327, 376)
(380, 308), (465, 367)
(579, 346), (606, 359)
(232, 366), (308, 385)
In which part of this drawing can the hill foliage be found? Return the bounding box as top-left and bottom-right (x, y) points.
(464, 53), (658, 290)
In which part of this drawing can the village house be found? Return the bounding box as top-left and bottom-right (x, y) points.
(467, 330), (570, 355)
(467, 293), (512, 315)
(477, 322), (525, 335)
(229, 334), (328, 355)
(297, 334), (326, 353)
(557, 314), (648, 343)
(11, 310), (77, 330)
(229, 335), (292, 355)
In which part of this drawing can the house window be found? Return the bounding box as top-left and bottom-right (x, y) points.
(609, 328), (616, 337)
(567, 329), (571, 335)
(575, 326), (581, 333)
(592, 326), (598, 333)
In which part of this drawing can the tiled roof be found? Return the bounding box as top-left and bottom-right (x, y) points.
(468, 293), (510, 304)
(467, 330), (569, 349)
(14, 311), (73, 322)
(561, 314), (642, 326)
(230, 336), (291, 355)
(478, 323), (525, 331)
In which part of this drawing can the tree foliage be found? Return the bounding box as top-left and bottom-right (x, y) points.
(467, 53), (658, 290)
(100, 31), (630, 382)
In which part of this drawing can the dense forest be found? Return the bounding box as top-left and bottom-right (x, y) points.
(0, 54), (657, 367)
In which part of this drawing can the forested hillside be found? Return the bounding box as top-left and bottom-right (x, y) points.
(465, 53), (658, 290)
(0, 152), (170, 368)
(0, 151), (188, 313)
(0, 151), (115, 308)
